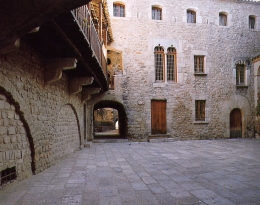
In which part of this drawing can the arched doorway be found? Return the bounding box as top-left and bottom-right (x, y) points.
(93, 100), (127, 139)
(230, 108), (242, 138)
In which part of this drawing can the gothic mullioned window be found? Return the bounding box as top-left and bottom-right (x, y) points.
(154, 46), (164, 81)
(167, 47), (176, 82)
(152, 6), (162, 20)
(113, 3), (125, 17)
(187, 10), (196, 23)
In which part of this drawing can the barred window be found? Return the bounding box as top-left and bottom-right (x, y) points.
(194, 56), (204, 73)
(187, 10), (196, 23)
(236, 65), (245, 85)
(249, 16), (256, 29)
(113, 3), (125, 17)
(195, 100), (205, 121)
(219, 13), (227, 26)
(167, 47), (176, 82)
(152, 6), (162, 20)
(154, 46), (164, 81)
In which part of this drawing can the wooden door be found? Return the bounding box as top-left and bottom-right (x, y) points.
(230, 108), (242, 138)
(151, 100), (166, 134)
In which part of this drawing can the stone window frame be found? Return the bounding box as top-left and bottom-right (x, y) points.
(166, 47), (177, 82)
(195, 100), (206, 121)
(194, 55), (205, 74)
(191, 50), (209, 76)
(216, 10), (232, 27)
(151, 5), (162, 20)
(249, 15), (257, 30)
(219, 12), (228, 26)
(154, 46), (165, 82)
(234, 60), (250, 88)
(187, 9), (196, 23)
(113, 2), (125, 17)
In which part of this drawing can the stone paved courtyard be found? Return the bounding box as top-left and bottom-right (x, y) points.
(0, 139), (260, 205)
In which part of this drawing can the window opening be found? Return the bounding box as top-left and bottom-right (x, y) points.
(154, 46), (164, 81)
(113, 3), (125, 17)
(249, 16), (256, 29)
(167, 47), (176, 81)
(152, 6), (162, 20)
(194, 56), (204, 73)
(195, 100), (205, 121)
(187, 10), (196, 23)
(0, 167), (17, 188)
(236, 65), (245, 85)
(219, 13), (227, 26)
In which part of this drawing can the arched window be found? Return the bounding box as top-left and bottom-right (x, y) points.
(187, 9), (196, 23)
(152, 6), (162, 20)
(236, 64), (245, 85)
(167, 47), (176, 82)
(113, 3), (125, 17)
(249, 15), (256, 29)
(154, 46), (164, 81)
(219, 12), (227, 26)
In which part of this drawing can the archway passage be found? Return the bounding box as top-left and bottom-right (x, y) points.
(93, 100), (127, 139)
(230, 108), (242, 138)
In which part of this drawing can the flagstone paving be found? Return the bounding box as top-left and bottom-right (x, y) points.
(0, 139), (260, 205)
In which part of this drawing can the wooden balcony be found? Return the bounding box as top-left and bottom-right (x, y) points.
(22, 5), (108, 92)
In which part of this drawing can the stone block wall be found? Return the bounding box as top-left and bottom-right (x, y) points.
(0, 42), (84, 179)
(96, 0), (260, 140)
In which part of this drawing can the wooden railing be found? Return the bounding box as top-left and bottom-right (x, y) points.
(72, 6), (107, 80)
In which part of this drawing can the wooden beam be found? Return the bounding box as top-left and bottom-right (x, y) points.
(44, 58), (77, 84)
(82, 87), (101, 102)
(69, 77), (94, 94)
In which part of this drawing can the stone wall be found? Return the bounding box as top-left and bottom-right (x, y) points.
(0, 42), (85, 178)
(89, 0), (260, 140)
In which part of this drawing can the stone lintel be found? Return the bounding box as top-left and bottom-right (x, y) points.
(81, 87), (101, 102)
(69, 77), (94, 94)
(0, 39), (20, 55)
(44, 58), (77, 84)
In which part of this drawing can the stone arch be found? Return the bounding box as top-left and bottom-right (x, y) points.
(219, 95), (251, 138)
(0, 86), (35, 177)
(50, 104), (81, 164)
(93, 100), (128, 138)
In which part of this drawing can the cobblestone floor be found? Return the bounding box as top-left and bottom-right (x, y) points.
(0, 139), (260, 205)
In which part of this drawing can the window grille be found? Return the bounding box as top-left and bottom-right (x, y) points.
(113, 4), (125, 17)
(0, 167), (17, 188)
(187, 10), (196, 23)
(249, 16), (256, 29)
(152, 7), (162, 20)
(155, 46), (164, 81)
(167, 47), (176, 81)
(219, 13), (227, 26)
(194, 56), (204, 73)
(195, 100), (205, 121)
(236, 65), (245, 85)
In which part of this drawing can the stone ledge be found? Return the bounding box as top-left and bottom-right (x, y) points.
(149, 138), (175, 143)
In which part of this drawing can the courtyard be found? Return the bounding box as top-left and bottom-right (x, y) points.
(0, 139), (260, 205)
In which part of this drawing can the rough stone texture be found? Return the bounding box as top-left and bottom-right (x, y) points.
(0, 42), (84, 179)
(0, 94), (32, 181)
(88, 0), (260, 141)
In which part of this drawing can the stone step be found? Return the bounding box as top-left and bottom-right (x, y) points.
(84, 140), (92, 148)
(149, 138), (175, 143)
(93, 139), (129, 143)
(149, 134), (171, 139)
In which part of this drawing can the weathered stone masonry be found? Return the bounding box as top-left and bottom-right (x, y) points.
(0, 43), (84, 178)
(87, 0), (260, 141)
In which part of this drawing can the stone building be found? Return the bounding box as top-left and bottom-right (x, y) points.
(86, 0), (260, 141)
(0, 0), (112, 188)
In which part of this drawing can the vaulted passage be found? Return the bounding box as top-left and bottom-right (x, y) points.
(93, 100), (127, 139)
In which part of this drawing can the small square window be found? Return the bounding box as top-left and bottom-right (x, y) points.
(194, 56), (204, 73)
(195, 100), (205, 121)
(187, 10), (196, 23)
(219, 13), (227, 26)
(249, 16), (256, 29)
(152, 6), (162, 20)
(113, 4), (125, 17)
